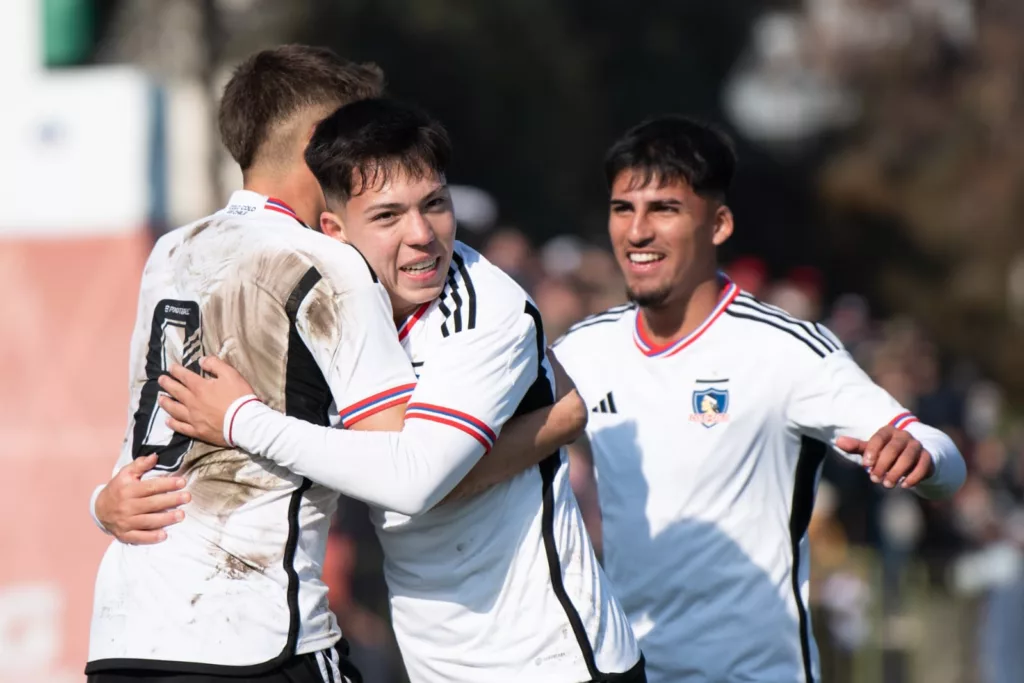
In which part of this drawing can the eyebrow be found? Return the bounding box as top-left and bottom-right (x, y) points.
(363, 201), (406, 215)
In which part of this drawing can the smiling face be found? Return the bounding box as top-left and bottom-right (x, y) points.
(608, 169), (733, 309)
(321, 165), (455, 318)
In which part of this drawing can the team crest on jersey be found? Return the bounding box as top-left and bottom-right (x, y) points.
(690, 388), (730, 428)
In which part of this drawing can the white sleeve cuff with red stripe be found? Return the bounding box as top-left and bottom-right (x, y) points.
(338, 383), (416, 428)
(404, 402), (497, 451)
(224, 394), (261, 448)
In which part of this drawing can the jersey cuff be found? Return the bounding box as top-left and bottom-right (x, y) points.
(224, 394), (261, 447)
(889, 411), (919, 430)
(338, 383), (416, 428)
(89, 484), (113, 536)
(405, 403), (497, 451)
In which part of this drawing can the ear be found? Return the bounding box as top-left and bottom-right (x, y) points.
(711, 204), (734, 247)
(320, 210), (349, 243)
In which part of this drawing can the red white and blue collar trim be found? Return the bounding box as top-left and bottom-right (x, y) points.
(633, 277), (740, 358)
(397, 302), (432, 342)
(221, 190), (307, 227)
(264, 197), (301, 222)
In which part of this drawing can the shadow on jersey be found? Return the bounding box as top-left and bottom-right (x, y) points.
(595, 419), (804, 682)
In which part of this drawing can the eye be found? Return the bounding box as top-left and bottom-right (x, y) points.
(372, 211), (397, 223)
(425, 196), (450, 212)
(611, 203), (633, 214)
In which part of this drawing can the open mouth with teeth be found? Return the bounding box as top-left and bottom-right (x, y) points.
(627, 252), (666, 265)
(400, 256), (441, 280)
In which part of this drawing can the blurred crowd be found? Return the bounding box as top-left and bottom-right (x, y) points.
(324, 227), (1021, 683)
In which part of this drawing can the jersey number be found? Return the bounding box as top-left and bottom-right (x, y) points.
(131, 299), (203, 471)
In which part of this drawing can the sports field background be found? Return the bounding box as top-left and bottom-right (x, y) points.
(2, 2), (1022, 682)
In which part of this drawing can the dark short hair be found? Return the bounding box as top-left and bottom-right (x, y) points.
(218, 44), (385, 171)
(305, 98), (452, 202)
(604, 116), (737, 199)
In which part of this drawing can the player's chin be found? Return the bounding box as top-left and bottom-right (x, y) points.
(625, 281), (673, 308)
(396, 270), (446, 304)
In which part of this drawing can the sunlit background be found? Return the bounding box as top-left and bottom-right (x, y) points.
(1, 1), (1022, 682)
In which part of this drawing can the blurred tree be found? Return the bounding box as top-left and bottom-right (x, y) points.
(819, 1), (1024, 400)
(299, 0), (765, 243)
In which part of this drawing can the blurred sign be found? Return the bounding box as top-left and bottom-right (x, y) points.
(0, 66), (161, 237)
(0, 66), (158, 683)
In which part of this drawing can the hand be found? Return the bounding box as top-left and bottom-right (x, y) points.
(835, 426), (935, 489)
(95, 454), (191, 544)
(157, 356), (256, 448)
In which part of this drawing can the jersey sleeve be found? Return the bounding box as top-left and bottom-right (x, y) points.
(787, 345), (965, 499)
(228, 303), (543, 515)
(296, 280), (417, 424)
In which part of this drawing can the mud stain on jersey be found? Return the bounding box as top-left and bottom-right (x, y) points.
(189, 220), (214, 241)
(182, 447), (278, 523)
(303, 284), (340, 347)
(208, 542), (276, 579)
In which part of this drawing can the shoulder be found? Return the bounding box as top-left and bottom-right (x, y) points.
(440, 242), (532, 332)
(249, 225), (378, 295)
(722, 290), (843, 364)
(552, 302), (636, 353)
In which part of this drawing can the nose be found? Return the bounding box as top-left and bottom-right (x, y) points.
(626, 212), (655, 247)
(406, 210), (436, 248)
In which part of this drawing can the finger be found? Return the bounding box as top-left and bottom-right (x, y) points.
(118, 529), (169, 545)
(834, 436), (866, 454)
(880, 443), (921, 488)
(168, 363), (204, 391)
(131, 490), (191, 515)
(901, 449), (935, 489)
(124, 509), (186, 531)
(158, 395), (191, 423)
(136, 476), (188, 498)
(122, 453), (159, 478)
(165, 416), (201, 440)
(199, 355), (224, 378)
(870, 436), (908, 484)
(158, 373), (194, 404)
(861, 430), (891, 468)
(158, 395), (194, 423)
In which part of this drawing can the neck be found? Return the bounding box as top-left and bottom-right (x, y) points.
(639, 273), (723, 346)
(244, 171), (321, 227)
(391, 298), (420, 326)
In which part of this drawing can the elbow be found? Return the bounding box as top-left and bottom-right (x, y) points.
(564, 389), (589, 444)
(383, 487), (446, 517)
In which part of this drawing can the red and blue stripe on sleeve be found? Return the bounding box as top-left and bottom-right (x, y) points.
(339, 384), (416, 428)
(889, 411), (919, 430)
(404, 403), (497, 451)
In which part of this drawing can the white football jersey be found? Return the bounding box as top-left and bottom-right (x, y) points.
(87, 191), (416, 676)
(553, 276), (965, 683)
(225, 243), (643, 683)
(379, 243), (640, 683)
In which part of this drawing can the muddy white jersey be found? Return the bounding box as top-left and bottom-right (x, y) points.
(87, 191), (416, 676)
(225, 242), (643, 683)
(553, 277), (965, 683)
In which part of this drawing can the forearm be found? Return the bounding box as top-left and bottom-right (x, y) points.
(230, 400), (486, 515)
(905, 421), (967, 499)
(440, 389), (587, 505)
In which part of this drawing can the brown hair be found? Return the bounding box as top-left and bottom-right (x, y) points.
(218, 44), (385, 171)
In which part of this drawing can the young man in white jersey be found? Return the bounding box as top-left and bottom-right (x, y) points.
(153, 98), (646, 683)
(86, 47), (586, 683)
(550, 116), (967, 683)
